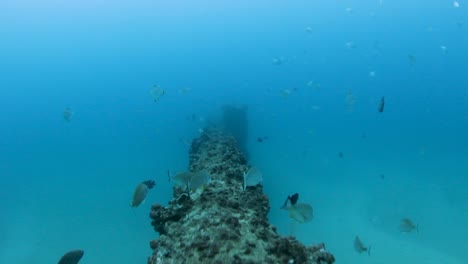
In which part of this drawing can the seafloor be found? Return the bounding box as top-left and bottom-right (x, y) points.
(147, 129), (335, 264)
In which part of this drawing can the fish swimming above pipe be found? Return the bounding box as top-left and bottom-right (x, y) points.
(131, 180), (156, 208)
(281, 193), (313, 223)
(171, 170), (211, 193)
(281, 193), (299, 209)
(378, 96), (385, 113)
(353, 236), (371, 256)
(58, 249), (84, 264)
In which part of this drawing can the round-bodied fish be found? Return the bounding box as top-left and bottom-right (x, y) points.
(131, 180), (156, 207)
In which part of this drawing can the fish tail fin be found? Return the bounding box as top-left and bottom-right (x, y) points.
(368, 246), (371, 256)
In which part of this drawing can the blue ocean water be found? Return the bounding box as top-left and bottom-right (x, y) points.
(0, 0), (467, 263)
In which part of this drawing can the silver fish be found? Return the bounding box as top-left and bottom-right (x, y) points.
(58, 249), (84, 264)
(131, 180), (155, 207)
(399, 218), (419, 233)
(286, 203), (313, 223)
(354, 236), (371, 256)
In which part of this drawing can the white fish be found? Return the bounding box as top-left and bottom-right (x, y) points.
(171, 170), (210, 193)
(354, 236), (371, 255)
(243, 167), (263, 190)
(286, 203), (313, 223)
(281, 89), (292, 98)
(454, 1), (460, 8)
(150, 85), (165, 103)
(172, 171), (192, 188)
(189, 170), (211, 192)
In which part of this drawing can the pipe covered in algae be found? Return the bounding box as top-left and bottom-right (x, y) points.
(148, 129), (335, 264)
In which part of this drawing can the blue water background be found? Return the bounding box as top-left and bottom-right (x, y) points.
(0, 0), (467, 263)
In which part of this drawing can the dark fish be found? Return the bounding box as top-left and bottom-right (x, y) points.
(378, 96), (385, 113)
(380, 174), (385, 180)
(289, 193), (299, 205)
(131, 180), (156, 207)
(58, 249), (84, 264)
(281, 193), (299, 208)
(257, 137), (263, 143)
(338, 152), (344, 158)
(143, 180), (156, 189)
(63, 108), (73, 122)
(399, 218), (419, 233)
(354, 236), (371, 256)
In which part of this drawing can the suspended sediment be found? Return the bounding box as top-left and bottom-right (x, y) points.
(148, 129), (335, 264)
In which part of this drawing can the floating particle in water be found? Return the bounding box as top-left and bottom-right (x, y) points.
(454, 1), (460, 8)
(272, 56), (284, 65)
(305, 26), (312, 33)
(63, 107), (73, 122)
(338, 152), (344, 158)
(345, 41), (356, 49)
(369, 71), (376, 77)
(346, 90), (356, 112)
(307, 80), (321, 89)
(408, 54), (416, 67)
(345, 7), (353, 14)
(178, 87), (191, 95)
(281, 89), (293, 98)
(440, 45), (447, 55)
